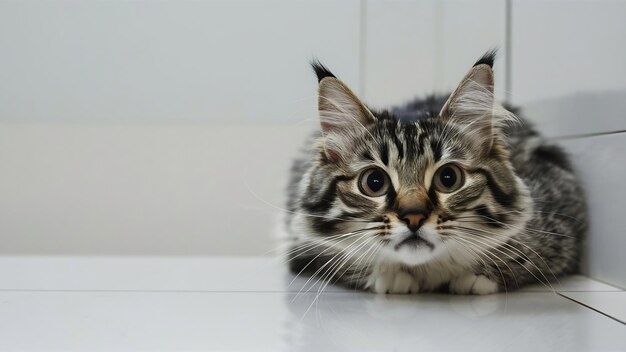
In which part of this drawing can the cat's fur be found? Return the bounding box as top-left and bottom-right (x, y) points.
(285, 52), (586, 294)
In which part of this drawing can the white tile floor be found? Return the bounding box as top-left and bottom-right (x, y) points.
(0, 256), (624, 351)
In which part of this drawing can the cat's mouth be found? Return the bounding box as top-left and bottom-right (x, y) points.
(394, 232), (435, 251)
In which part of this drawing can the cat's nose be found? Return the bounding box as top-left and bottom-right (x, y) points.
(400, 211), (429, 232)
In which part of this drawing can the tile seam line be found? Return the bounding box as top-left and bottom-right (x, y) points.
(2, 288), (621, 294)
(0, 289), (360, 294)
(557, 292), (626, 325)
(358, 0), (367, 97)
(548, 129), (626, 141)
(504, 0), (513, 102)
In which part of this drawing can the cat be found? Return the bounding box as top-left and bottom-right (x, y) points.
(285, 51), (586, 294)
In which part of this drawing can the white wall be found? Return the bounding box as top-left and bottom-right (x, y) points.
(362, 0), (507, 107)
(0, 0), (362, 255)
(0, 0), (506, 256)
(0, 123), (312, 255)
(510, 0), (626, 289)
(1, 0), (625, 288)
(0, 0), (361, 123)
(510, 0), (626, 138)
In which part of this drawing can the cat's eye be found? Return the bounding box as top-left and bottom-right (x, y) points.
(358, 168), (390, 197)
(433, 164), (464, 193)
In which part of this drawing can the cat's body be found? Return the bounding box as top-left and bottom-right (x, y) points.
(285, 53), (586, 294)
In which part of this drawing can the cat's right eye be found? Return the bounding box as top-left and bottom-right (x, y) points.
(358, 168), (390, 197)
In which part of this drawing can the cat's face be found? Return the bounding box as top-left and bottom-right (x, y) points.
(300, 60), (532, 267)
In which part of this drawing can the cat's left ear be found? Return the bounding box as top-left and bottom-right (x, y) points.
(438, 51), (498, 150)
(313, 61), (377, 162)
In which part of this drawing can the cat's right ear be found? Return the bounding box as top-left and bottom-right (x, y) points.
(312, 61), (376, 162)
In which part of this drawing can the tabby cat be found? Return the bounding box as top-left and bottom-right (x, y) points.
(285, 52), (586, 294)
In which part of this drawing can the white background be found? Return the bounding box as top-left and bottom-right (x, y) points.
(1, 1), (625, 288)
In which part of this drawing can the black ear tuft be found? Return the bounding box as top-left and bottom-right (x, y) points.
(311, 60), (336, 82)
(473, 49), (497, 68)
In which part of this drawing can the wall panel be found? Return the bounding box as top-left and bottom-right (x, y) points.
(511, 0), (626, 137)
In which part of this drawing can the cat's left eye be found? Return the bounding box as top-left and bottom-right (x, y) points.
(433, 163), (464, 193)
(358, 168), (390, 197)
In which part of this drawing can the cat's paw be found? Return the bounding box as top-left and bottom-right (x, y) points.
(372, 270), (420, 294)
(449, 274), (498, 295)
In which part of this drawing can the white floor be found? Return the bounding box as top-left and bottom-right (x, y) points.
(0, 256), (623, 351)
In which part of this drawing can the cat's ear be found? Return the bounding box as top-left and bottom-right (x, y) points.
(438, 51), (501, 151)
(313, 61), (376, 162)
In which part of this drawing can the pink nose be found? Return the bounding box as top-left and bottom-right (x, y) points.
(403, 213), (426, 226)
(400, 212), (428, 232)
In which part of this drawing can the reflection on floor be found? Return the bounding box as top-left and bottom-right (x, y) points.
(0, 256), (623, 351)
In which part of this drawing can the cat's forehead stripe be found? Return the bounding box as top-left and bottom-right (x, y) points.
(387, 121), (404, 160)
(379, 141), (389, 166)
(403, 123), (419, 157)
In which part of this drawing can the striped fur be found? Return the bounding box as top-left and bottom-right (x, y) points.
(285, 54), (586, 294)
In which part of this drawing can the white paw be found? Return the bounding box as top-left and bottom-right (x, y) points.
(372, 270), (420, 294)
(449, 274), (498, 295)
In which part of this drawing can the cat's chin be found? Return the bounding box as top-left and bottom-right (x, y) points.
(388, 246), (439, 266)
(379, 228), (445, 266)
